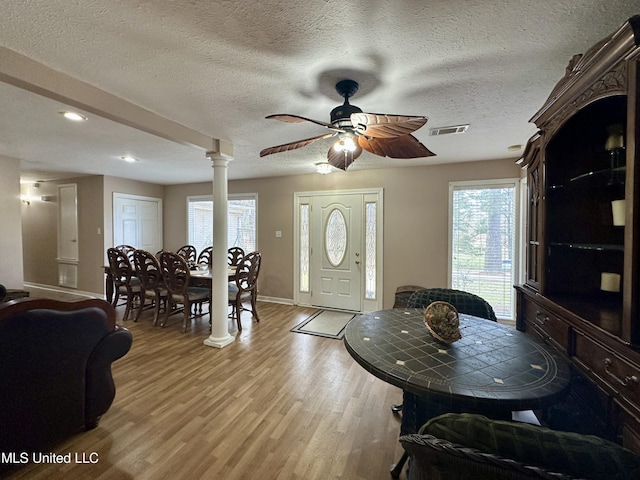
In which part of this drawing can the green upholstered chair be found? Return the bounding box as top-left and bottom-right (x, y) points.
(400, 413), (640, 480)
(393, 285), (426, 308)
(406, 288), (497, 321)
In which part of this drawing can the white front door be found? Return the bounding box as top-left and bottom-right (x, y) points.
(113, 193), (163, 254)
(310, 194), (362, 311)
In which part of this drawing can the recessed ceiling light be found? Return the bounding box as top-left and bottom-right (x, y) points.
(508, 144), (523, 151)
(120, 156), (139, 163)
(60, 111), (88, 122)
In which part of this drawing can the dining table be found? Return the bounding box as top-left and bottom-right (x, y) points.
(188, 265), (238, 284)
(343, 308), (572, 415)
(344, 308), (573, 478)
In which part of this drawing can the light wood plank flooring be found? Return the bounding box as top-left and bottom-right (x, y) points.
(6, 290), (406, 479)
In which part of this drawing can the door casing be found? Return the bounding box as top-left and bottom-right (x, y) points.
(113, 193), (163, 254)
(294, 188), (383, 312)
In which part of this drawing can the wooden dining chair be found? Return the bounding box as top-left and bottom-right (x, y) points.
(159, 251), (209, 333)
(227, 247), (245, 267)
(176, 245), (197, 264)
(133, 249), (168, 326)
(106, 247), (141, 322)
(197, 246), (213, 266)
(115, 244), (137, 266)
(228, 251), (261, 330)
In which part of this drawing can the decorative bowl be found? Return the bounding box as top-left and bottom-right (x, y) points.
(423, 301), (461, 343)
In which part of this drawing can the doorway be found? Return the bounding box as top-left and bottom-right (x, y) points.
(295, 188), (383, 312)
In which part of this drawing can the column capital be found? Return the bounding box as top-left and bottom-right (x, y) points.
(206, 139), (234, 162)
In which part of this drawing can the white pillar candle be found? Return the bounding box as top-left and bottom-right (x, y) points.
(601, 272), (621, 293)
(612, 199), (626, 226)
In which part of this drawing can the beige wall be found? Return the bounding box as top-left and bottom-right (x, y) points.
(22, 176), (105, 293)
(17, 159), (520, 302)
(164, 158), (521, 308)
(0, 156), (24, 289)
(21, 174), (164, 296)
(21, 180), (60, 287)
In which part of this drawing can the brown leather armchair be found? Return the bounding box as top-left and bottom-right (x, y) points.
(0, 298), (132, 457)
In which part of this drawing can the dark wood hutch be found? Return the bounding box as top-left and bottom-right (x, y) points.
(516, 15), (640, 452)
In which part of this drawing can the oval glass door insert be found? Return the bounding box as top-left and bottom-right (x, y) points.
(325, 208), (347, 266)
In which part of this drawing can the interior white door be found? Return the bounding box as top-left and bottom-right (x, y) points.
(58, 184), (79, 288)
(310, 194), (362, 311)
(113, 194), (162, 253)
(58, 184), (78, 261)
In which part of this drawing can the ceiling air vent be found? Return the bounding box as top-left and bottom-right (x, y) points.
(429, 124), (469, 136)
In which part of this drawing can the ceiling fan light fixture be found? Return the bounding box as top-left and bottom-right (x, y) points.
(333, 135), (357, 153)
(315, 162), (333, 175)
(262, 79), (435, 168)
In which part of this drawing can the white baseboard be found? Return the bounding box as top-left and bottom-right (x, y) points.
(258, 296), (293, 305)
(23, 284), (294, 307)
(23, 282), (103, 300)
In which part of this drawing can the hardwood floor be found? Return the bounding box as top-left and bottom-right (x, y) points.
(6, 291), (406, 479)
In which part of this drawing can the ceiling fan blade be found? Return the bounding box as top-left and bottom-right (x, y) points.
(351, 113), (428, 138)
(358, 134), (436, 158)
(266, 114), (343, 132)
(327, 144), (363, 170)
(260, 133), (336, 157)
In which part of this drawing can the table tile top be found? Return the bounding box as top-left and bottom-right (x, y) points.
(343, 309), (571, 412)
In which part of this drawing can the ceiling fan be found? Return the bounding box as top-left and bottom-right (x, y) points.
(259, 79), (436, 170)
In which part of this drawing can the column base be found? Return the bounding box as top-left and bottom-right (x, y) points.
(203, 333), (235, 349)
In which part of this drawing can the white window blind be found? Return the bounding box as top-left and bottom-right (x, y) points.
(450, 181), (518, 319)
(187, 195), (257, 254)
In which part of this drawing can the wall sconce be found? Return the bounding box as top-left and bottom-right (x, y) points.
(20, 194), (52, 204)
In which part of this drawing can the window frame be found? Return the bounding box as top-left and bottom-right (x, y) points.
(186, 193), (258, 254)
(448, 179), (521, 321)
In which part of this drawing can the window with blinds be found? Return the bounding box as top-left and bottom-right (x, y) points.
(187, 194), (257, 254)
(449, 181), (518, 320)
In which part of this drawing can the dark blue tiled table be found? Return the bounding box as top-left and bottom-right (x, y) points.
(343, 308), (571, 414)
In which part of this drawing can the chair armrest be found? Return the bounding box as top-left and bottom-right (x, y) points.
(415, 413), (640, 480)
(84, 326), (133, 428)
(400, 433), (579, 480)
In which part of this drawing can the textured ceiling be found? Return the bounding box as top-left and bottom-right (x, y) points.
(1, 1), (638, 184)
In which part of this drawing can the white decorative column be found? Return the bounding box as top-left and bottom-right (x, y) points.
(204, 144), (234, 348)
